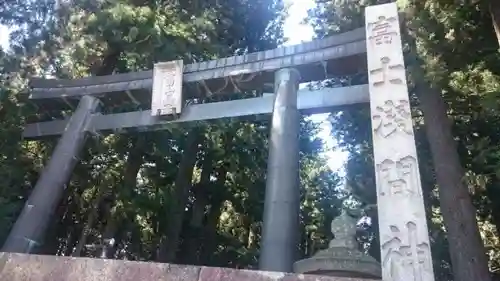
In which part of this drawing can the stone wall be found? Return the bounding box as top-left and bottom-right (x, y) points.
(0, 253), (378, 281)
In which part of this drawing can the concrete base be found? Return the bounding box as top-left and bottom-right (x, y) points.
(299, 270), (379, 279)
(293, 247), (381, 280)
(0, 253), (381, 281)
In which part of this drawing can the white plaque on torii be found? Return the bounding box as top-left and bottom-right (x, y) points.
(151, 60), (184, 117)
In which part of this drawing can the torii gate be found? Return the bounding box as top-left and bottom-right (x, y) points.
(2, 3), (435, 281)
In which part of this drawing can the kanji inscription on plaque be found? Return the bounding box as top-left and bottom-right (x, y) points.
(151, 60), (184, 117)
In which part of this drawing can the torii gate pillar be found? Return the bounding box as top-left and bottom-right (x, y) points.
(2, 96), (100, 253)
(259, 68), (301, 272)
(366, 3), (436, 281)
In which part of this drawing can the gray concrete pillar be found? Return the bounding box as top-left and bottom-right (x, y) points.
(259, 68), (301, 272)
(2, 96), (100, 253)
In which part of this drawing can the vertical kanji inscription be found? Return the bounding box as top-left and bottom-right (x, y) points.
(151, 60), (184, 117)
(366, 3), (436, 281)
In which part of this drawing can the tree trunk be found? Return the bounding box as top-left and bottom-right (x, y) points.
(182, 153), (212, 264)
(100, 138), (144, 259)
(200, 199), (224, 265)
(199, 166), (228, 265)
(401, 9), (492, 278)
(62, 226), (80, 256)
(490, 0), (500, 47)
(72, 187), (103, 257)
(100, 214), (119, 258)
(37, 178), (81, 255)
(73, 209), (97, 257)
(417, 80), (491, 281)
(152, 185), (162, 261)
(157, 129), (202, 263)
(246, 222), (256, 250)
(484, 178), (500, 240)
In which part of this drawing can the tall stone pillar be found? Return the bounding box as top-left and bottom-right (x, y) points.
(365, 3), (436, 281)
(259, 68), (301, 272)
(2, 96), (100, 254)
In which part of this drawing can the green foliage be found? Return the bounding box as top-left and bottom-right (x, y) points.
(3, 0), (500, 279)
(0, 0), (343, 269)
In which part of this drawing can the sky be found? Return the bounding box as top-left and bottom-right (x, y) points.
(0, 0), (348, 172)
(0, 25), (8, 50)
(283, 0), (348, 173)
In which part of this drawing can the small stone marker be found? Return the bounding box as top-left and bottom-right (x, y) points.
(151, 60), (184, 117)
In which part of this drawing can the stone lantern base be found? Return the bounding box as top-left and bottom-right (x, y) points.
(293, 246), (381, 279)
(293, 209), (382, 280)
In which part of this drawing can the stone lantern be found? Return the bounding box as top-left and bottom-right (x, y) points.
(293, 208), (382, 279)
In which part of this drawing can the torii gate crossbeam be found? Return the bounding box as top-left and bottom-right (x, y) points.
(4, 27), (368, 270)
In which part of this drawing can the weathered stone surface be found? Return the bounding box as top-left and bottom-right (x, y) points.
(0, 253), (379, 281)
(281, 273), (378, 281)
(366, 3), (435, 281)
(199, 266), (286, 281)
(0, 253), (199, 281)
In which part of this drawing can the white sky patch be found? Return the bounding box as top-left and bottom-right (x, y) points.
(283, 0), (348, 173)
(0, 25), (10, 50)
(283, 0), (315, 45)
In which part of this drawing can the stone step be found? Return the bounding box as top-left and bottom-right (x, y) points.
(0, 253), (380, 281)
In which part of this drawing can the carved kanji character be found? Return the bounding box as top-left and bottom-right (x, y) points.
(368, 15), (399, 46)
(382, 223), (432, 281)
(377, 156), (419, 197)
(372, 99), (412, 138)
(370, 56), (405, 87)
